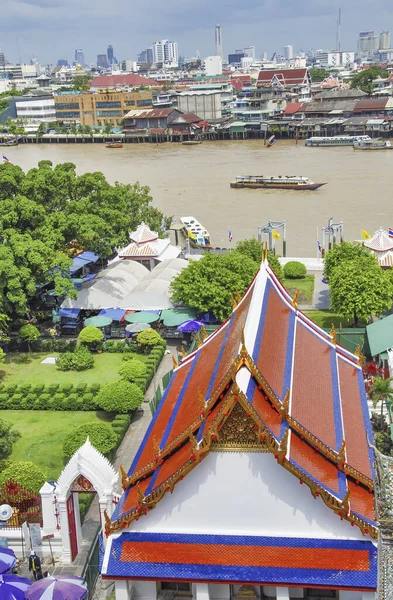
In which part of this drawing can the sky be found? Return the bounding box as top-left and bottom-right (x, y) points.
(0, 0), (392, 65)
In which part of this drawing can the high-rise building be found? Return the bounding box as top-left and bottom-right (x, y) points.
(204, 55), (223, 76)
(97, 54), (108, 69)
(74, 49), (84, 66)
(243, 46), (256, 59)
(107, 44), (114, 65)
(379, 31), (391, 50)
(57, 59), (69, 67)
(284, 45), (294, 59)
(149, 40), (178, 66)
(0, 49), (5, 68)
(357, 31), (379, 58)
(215, 24), (223, 59)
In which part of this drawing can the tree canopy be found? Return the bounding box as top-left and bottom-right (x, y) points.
(0, 418), (20, 460)
(324, 242), (375, 283)
(329, 258), (393, 325)
(170, 252), (259, 321)
(235, 238), (284, 281)
(350, 67), (389, 95)
(0, 161), (169, 316)
(309, 67), (329, 83)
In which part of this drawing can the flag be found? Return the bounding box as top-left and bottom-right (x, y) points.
(389, 227), (393, 239)
(272, 229), (280, 241)
(2, 155), (10, 163)
(228, 228), (233, 242)
(317, 240), (322, 254)
(361, 229), (371, 239)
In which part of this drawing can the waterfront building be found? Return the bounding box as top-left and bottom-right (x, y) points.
(257, 68), (312, 102)
(54, 90), (153, 126)
(177, 89), (222, 120)
(74, 49), (85, 66)
(101, 258), (377, 599)
(203, 55), (223, 76)
(16, 95), (56, 123)
(123, 107), (205, 138)
(215, 24), (223, 59)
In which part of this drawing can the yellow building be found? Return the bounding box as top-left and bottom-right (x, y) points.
(54, 90), (153, 126)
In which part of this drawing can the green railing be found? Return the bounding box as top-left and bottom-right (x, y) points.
(81, 525), (101, 598)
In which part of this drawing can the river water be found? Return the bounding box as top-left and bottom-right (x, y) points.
(9, 140), (392, 257)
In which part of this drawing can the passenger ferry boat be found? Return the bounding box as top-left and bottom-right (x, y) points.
(305, 135), (371, 147)
(180, 216), (211, 248)
(353, 139), (393, 150)
(230, 175), (326, 191)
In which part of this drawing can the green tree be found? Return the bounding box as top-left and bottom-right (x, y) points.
(63, 422), (118, 459)
(324, 242), (375, 283)
(170, 252), (258, 321)
(350, 66), (389, 95)
(0, 418), (20, 460)
(19, 324), (40, 352)
(330, 259), (393, 326)
(104, 122), (113, 134)
(370, 376), (393, 418)
(78, 326), (104, 351)
(136, 329), (164, 349)
(0, 461), (46, 493)
(309, 67), (329, 82)
(72, 74), (91, 91)
(235, 238), (284, 281)
(118, 358), (147, 382)
(283, 261), (307, 279)
(96, 380), (144, 413)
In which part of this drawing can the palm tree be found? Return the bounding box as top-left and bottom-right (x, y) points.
(370, 376), (393, 418)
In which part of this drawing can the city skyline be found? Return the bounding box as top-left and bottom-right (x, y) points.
(1, 0), (393, 65)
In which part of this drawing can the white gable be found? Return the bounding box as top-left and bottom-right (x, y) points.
(128, 452), (367, 541)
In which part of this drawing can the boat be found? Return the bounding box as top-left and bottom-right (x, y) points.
(353, 139), (393, 150)
(267, 135), (276, 148)
(105, 142), (123, 148)
(0, 139), (17, 147)
(180, 216), (211, 248)
(182, 140), (202, 146)
(305, 135), (371, 147)
(230, 175), (327, 191)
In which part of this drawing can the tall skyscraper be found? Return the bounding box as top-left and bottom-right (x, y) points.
(97, 54), (108, 69)
(215, 24), (223, 59)
(107, 44), (114, 65)
(74, 49), (84, 66)
(243, 46), (256, 59)
(379, 31), (391, 50)
(357, 31), (378, 58)
(0, 49), (5, 68)
(284, 45), (294, 59)
(150, 40), (178, 66)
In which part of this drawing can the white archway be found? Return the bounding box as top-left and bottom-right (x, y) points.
(55, 438), (119, 563)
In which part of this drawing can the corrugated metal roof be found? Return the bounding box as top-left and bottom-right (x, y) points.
(354, 98), (389, 112)
(124, 108), (176, 119)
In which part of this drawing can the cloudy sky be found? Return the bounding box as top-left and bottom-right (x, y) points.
(0, 0), (392, 65)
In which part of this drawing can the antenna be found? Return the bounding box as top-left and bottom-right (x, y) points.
(16, 37), (21, 64)
(336, 8), (341, 53)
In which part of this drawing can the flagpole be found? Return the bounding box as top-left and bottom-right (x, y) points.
(317, 226), (319, 263)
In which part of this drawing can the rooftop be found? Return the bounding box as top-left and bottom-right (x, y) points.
(90, 74), (159, 88)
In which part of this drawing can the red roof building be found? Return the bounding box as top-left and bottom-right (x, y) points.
(257, 68), (310, 87)
(90, 74), (159, 90)
(363, 227), (393, 267)
(102, 259), (377, 598)
(283, 102), (304, 115)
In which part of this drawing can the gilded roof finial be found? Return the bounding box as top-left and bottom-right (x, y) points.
(181, 345), (186, 359)
(189, 428), (198, 450)
(281, 388), (290, 417)
(341, 486), (350, 510)
(196, 332), (202, 347)
(236, 289), (242, 303)
(291, 290), (299, 309)
(153, 436), (161, 457)
(172, 355), (178, 369)
(201, 325), (208, 340)
(338, 439), (346, 461)
(119, 464), (128, 488)
(104, 509), (112, 529)
(198, 389), (207, 418)
(136, 482), (145, 504)
(240, 323), (246, 349)
(230, 294), (237, 309)
(330, 323), (337, 346)
(354, 344), (364, 365)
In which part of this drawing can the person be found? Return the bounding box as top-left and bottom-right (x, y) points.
(29, 551), (43, 581)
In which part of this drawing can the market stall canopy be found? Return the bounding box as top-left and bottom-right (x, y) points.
(177, 319), (203, 332)
(0, 574), (31, 599)
(126, 323), (150, 333)
(84, 316), (112, 327)
(69, 251), (99, 275)
(58, 307), (81, 319)
(25, 575), (87, 600)
(98, 308), (126, 321)
(161, 307), (198, 327)
(366, 314), (393, 357)
(125, 311), (159, 324)
(0, 548), (16, 575)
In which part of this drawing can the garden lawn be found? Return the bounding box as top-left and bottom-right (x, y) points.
(0, 352), (147, 386)
(4, 410), (112, 480)
(303, 310), (367, 329)
(283, 275), (315, 305)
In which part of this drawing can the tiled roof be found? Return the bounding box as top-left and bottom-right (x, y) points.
(90, 74), (158, 87)
(283, 102), (304, 115)
(108, 262), (376, 539)
(354, 98), (389, 112)
(119, 243), (157, 257)
(104, 532), (377, 589)
(123, 108), (176, 119)
(364, 227), (393, 252)
(129, 222), (158, 244)
(257, 68), (308, 86)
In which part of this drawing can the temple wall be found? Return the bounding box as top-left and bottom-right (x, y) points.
(130, 452), (368, 540)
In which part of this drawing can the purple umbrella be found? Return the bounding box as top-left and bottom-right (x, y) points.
(0, 574), (31, 600)
(26, 575), (87, 600)
(0, 548), (16, 575)
(177, 320), (204, 333)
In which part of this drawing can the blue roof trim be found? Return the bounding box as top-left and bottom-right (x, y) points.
(282, 310), (296, 401)
(357, 368), (375, 480)
(330, 348), (344, 453)
(289, 457), (345, 501)
(251, 279), (271, 365)
(244, 377), (280, 442)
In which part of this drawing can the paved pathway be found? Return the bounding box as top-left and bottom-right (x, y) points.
(310, 270), (330, 310)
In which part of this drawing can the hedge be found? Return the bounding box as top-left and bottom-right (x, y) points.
(283, 261), (307, 279)
(0, 383), (102, 410)
(96, 380), (144, 413)
(63, 423), (118, 459)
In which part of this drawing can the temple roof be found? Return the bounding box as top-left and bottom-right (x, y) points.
(364, 227), (393, 253)
(107, 260), (376, 539)
(129, 222), (158, 245)
(103, 532), (377, 590)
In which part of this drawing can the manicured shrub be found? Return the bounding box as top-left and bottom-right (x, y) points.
(78, 326), (104, 351)
(61, 383), (73, 393)
(118, 359), (147, 383)
(19, 384), (31, 395)
(82, 393), (95, 410)
(134, 377), (146, 392)
(0, 461), (47, 493)
(67, 393), (79, 409)
(48, 384), (59, 395)
(0, 394), (8, 409)
(38, 393), (51, 409)
(19, 324), (40, 350)
(63, 423), (118, 459)
(6, 384), (17, 395)
(56, 346), (94, 372)
(283, 261), (307, 279)
(33, 384), (44, 394)
(116, 340), (126, 351)
(89, 383), (100, 394)
(136, 329), (164, 349)
(76, 382), (87, 393)
(10, 394), (23, 409)
(96, 380), (144, 413)
(53, 339), (69, 353)
(103, 340), (116, 353)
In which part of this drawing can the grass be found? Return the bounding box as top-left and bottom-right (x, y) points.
(283, 275), (315, 305)
(303, 310), (366, 329)
(4, 410), (113, 480)
(0, 352), (147, 386)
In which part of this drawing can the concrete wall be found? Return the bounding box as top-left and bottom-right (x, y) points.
(177, 93), (221, 121)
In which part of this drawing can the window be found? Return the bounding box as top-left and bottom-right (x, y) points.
(305, 590), (337, 599)
(125, 100), (135, 106)
(95, 101), (121, 108)
(161, 582), (191, 594)
(96, 110), (122, 117)
(55, 111), (80, 118)
(55, 103), (80, 110)
(137, 99), (152, 107)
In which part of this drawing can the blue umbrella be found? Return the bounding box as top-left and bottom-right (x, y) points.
(26, 575), (87, 600)
(0, 574), (31, 599)
(0, 548), (16, 575)
(177, 320), (204, 333)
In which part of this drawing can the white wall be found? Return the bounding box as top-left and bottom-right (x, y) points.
(203, 55), (223, 76)
(129, 452), (367, 540)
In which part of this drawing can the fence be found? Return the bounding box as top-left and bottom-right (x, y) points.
(81, 525), (101, 598)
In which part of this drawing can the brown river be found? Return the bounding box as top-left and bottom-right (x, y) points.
(8, 140), (393, 257)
